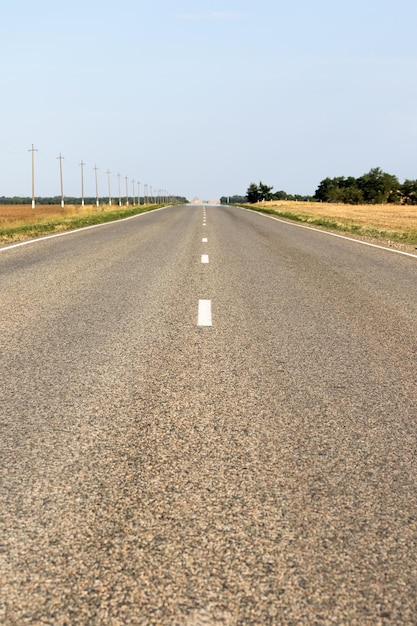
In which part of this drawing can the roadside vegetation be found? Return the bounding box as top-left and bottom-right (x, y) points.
(220, 168), (417, 250)
(0, 203), (173, 246)
(239, 200), (417, 250)
(221, 168), (417, 206)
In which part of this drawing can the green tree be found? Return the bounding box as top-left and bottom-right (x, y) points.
(314, 177), (336, 202)
(401, 179), (417, 205)
(357, 167), (399, 204)
(246, 183), (260, 203)
(273, 190), (290, 200)
(258, 181), (274, 201)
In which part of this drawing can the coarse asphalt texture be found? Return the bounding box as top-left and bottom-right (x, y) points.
(1, 204), (417, 625)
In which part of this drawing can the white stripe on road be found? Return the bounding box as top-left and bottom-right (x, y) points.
(239, 207), (417, 260)
(202, 237), (208, 242)
(201, 254), (209, 263)
(0, 205), (174, 253)
(198, 300), (212, 326)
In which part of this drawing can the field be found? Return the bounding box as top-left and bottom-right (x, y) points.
(245, 200), (417, 251)
(0, 203), (155, 245)
(1, 201), (417, 251)
(0, 203), (144, 225)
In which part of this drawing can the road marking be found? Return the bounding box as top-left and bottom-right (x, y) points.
(202, 237), (208, 242)
(201, 254), (209, 263)
(198, 300), (212, 326)
(0, 205), (174, 253)
(238, 207), (417, 260)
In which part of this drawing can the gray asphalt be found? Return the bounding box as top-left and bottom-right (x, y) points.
(1, 204), (416, 625)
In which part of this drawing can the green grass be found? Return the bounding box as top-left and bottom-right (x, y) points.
(239, 204), (417, 247)
(0, 204), (168, 245)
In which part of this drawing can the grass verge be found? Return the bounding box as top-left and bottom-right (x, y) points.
(0, 204), (167, 246)
(239, 204), (417, 249)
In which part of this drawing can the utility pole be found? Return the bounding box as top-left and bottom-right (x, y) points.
(117, 173), (122, 207)
(106, 170), (112, 206)
(125, 176), (129, 206)
(79, 160), (86, 206)
(144, 184), (148, 205)
(137, 180), (140, 205)
(132, 179), (135, 205)
(29, 144), (38, 209)
(57, 153), (64, 208)
(94, 165), (99, 207)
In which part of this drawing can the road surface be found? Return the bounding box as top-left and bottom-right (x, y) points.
(1, 204), (416, 624)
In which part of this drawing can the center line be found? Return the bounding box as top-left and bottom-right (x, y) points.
(198, 299), (212, 326)
(201, 254), (209, 263)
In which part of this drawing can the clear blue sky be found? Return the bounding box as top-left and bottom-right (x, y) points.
(1, 0), (417, 201)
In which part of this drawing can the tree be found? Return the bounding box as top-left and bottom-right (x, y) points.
(357, 167), (399, 204)
(245, 181), (274, 203)
(272, 190), (290, 200)
(246, 182), (260, 203)
(315, 168), (401, 204)
(220, 195), (246, 204)
(314, 177), (336, 202)
(258, 181), (274, 201)
(341, 185), (364, 205)
(401, 179), (417, 205)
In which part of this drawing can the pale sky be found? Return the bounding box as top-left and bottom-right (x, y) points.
(1, 0), (417, 201)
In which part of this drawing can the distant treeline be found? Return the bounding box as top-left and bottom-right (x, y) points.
(223, 167), (417, 206)
(0, 196), (187, 205)
(221, 186), (313, 205)
(315, 168), (417, 204)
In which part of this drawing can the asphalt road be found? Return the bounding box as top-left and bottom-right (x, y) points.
(1, 204), (416, 625)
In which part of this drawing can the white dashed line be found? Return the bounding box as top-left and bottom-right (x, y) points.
(198, 300), (212, 326)
(198, 210), (211, 326)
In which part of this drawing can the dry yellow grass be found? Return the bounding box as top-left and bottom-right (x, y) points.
(5, 200), (416, 232)
(0, 203), (139, 227)
(0, 202), (156, 246)
(241, 200), (417, 252)
(2, 201), (417, 250)
(256, 200), (417, 233)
